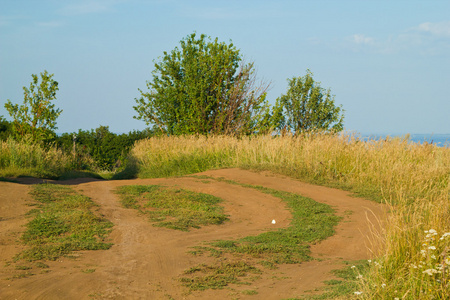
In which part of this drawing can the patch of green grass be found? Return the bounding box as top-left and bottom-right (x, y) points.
(15, 184), (113, 262)
(35, 262), (49, 269)
(181, 177), (341, 291)
(82, 268), (96, 274)
(191, 177), (341, 265)
(15, 265), (32, 270)
(10, 271), (35, 279)
(115, 185), (229, 231)
(296, 260), (369, 300)
(180, 262), (261, 290)
(242, 289), (258, 295)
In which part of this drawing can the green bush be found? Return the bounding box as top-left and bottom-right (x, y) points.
(56, 126), (153, 171)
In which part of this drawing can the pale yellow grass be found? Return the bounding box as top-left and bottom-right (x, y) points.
(131, 133), (450, 298)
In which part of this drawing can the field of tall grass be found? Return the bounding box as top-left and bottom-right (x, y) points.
(0, 137), (96, 179)
(128, 133), (450, 299)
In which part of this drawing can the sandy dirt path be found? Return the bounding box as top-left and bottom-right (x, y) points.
(0, 169), (385, 299)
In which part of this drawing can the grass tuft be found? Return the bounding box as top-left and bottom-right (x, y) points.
(16, 184), (113, 262)
(115, 185), (229, 231)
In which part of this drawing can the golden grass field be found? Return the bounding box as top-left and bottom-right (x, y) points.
(129, 133), (450, 298)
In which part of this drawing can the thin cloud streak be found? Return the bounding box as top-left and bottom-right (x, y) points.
(343, 21), (450, 55)
(416, 21), (450, 37)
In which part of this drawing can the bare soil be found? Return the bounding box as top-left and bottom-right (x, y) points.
(0, 168), (385, 300)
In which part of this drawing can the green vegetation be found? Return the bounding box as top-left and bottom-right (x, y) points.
(129, 134), (450, 299)
(4, 70), (62, 141)
(16, 184), (112, 262)
(134, 32), (272, 136)
(0, 115), (13, 141)
(294, 260), (369, 300)
(275, 70), (344, 133)
(0, 136), (80, 179)
(56, 125), (153, 171)
(181, 180), (340, 291)
(0, 126), (151, 179)
(180, 262), (261, 291)
(115, 185), (229, 231)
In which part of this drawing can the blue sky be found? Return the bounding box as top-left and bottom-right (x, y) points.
(1, 0), (449, 134)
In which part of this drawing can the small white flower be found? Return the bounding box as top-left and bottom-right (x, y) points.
(394, 298), (399, 300)
(428, 246), (436, 250)
(354, 291), (363, 295)
(431, 255), (436, 259)
(368, 259), (372, 263)
(440, 232), (450, 240)
(423, 269), (438, 276)
(428, 229), (437, 234)
(381, 283), (386, 288)
(351, 265), (356, 269)
(356, 274), (363, 279)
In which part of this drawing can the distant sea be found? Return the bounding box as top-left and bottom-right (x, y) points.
(358, 133), (450, 148)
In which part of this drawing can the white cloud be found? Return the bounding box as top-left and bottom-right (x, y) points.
(416, 21), (450, 38)
(342, 21), (450, 55)
(351, 34), (375, 45)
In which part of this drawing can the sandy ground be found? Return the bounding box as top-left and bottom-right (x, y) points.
(0, 168), (385, 300)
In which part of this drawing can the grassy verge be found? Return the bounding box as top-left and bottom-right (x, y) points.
(16, 184), (113, 262)
(115, 185), (229, 231)
(180, 179), (340, 291)
(0, 137), (99, 179)
(127, 134), (450, 298)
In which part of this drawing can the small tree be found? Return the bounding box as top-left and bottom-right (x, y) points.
(4, 70), (62, 140)
(276, 70), (344, 134)
(134, 33), (270, 136)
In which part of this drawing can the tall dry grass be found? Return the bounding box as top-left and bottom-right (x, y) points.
(0, 136), (87, 179)
(129, 133), (450, 298)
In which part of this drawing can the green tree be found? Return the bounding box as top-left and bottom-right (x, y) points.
(134, 33), (271, 136)
(276, 70), (344, 134)
(4, 70), (62, 140)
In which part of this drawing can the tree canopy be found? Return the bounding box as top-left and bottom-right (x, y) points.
(4, 70), (62, 140)
(275, 70), (344, 134)
(134, 33), (271, 136)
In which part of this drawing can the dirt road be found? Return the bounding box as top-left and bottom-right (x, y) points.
(0, 169), (385, 299)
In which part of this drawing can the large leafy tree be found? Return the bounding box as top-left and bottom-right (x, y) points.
(276, 70), (344, 134)
(134, 33), (271, 135)
(4, 70), (62, 140)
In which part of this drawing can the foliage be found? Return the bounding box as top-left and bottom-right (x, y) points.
(180, 262), (261, 291)
(276, 70), (344, 133)
(181, 179), (339, 291)
(0, 115), (14, 141)
(128, 134), (450, 298)
(15, 184), (112, 262)
(115, 185), (229, 231)
(134, 33), (271, 136)
(0, 136), (76, 179)
(56, 126), (153, 171)
(4, 71), (62, 141)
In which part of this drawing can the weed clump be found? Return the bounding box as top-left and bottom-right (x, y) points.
(17, 184), (113, 262)
(115, 185), (229, 231)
